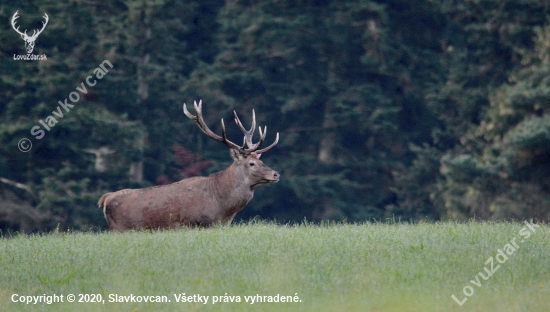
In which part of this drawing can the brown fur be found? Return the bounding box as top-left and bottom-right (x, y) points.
(98, 152), (278, 231)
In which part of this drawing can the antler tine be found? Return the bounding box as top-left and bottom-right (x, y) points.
(192, 100), (215, 136)
(220, 118), (231, 144)
(11, 11), (26, 37)
(259, 126), (267, 141)
(183, 101), (194, 119)
(183, 100), (243, 151)
(252, 125), (267, 151)
(233, 109), (272, 153)
(255, 132), (279, 155)
(233, 110), (256, 148)
(32, 13), (48, 38)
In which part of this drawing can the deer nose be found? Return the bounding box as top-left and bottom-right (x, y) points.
(273, 172), (280, 180)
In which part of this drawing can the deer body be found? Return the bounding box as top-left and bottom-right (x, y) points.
(98, 101), (279, 231)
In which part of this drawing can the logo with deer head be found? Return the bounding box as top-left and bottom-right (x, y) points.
(11, 11), (48, 54)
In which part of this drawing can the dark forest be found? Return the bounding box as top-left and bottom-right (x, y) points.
(1, 0), (550, 232)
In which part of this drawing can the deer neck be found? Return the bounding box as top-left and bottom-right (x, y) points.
(210, 163), (254, 215)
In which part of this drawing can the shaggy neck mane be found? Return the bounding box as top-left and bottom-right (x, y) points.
(207, 163), (253, 216)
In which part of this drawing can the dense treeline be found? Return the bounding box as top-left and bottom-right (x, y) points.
(1, 0), (549, 232)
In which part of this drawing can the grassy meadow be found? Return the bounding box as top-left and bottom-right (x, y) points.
(0, 221), (549, 312)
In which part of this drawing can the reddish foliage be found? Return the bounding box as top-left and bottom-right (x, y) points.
(155, 175), (170, 185)
(182, 160), (213, 177)
(173, 145), (196, 167)
(155, 145), (214, 183)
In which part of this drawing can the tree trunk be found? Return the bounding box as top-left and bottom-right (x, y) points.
(318, 57), (338, 163)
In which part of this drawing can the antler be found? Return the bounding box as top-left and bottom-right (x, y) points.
(31, 13), (49, 39)
(183, 100), (279, 155)
(255, 126), (279, 155)
(11, 11), (27, 38)
(184, 100), (243, 151)
(11, 11), (48, 39)
(233, 110), (261, 150)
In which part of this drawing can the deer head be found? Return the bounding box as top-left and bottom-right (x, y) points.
(12, 11), (49, 54)
(184, 100), (280, 189)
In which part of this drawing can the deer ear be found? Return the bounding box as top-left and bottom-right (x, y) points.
(252, 152), (261, 159)
(229, 149), (243, 162)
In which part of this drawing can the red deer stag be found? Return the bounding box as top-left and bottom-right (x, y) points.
(98, 100), (280, 231)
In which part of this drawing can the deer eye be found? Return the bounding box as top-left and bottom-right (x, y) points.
(249, 162), (255, 166)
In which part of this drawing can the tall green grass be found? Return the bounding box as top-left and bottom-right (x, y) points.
(1, 221), (548, 311)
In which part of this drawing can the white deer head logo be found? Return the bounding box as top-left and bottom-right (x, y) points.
(11, 11), (49, 54)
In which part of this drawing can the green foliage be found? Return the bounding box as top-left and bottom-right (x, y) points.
(0, 0), (222, 231)
(439, 20), (550, 220)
